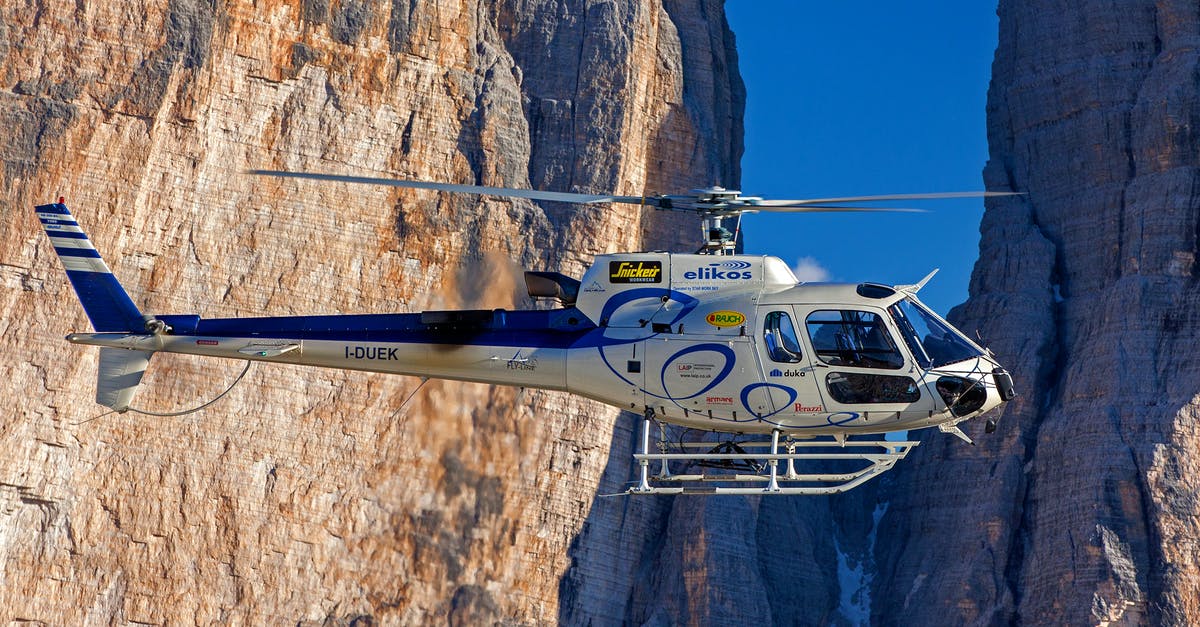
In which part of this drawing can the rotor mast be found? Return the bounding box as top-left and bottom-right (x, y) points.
(691, 187), (744, 255)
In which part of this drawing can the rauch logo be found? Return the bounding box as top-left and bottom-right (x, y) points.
(705, 310), (745, 328)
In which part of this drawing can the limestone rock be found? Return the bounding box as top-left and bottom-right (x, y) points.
(0, 1), (744, 623)
(874, 1), (1200, 624)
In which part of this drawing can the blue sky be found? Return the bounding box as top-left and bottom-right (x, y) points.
(724, 2), (1000, 314)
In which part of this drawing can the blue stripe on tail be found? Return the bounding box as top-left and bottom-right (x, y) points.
(56, 248), (104, 258)
(36, 202), (145, 332)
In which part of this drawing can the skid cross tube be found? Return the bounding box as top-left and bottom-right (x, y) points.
(626, 424), (919, 495)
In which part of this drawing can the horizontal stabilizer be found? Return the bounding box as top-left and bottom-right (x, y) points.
(96, 348), (152, 411)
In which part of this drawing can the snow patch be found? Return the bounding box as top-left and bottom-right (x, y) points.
(835, 502), (888, 625)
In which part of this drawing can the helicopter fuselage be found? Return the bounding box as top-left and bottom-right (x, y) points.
(67, 252), (1013, 436)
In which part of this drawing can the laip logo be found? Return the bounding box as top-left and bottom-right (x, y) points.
(683, 261), (753, 280)
(705, 310), (746, 328)
(677, 363), (715, 379)
(609, 260), (662, 283)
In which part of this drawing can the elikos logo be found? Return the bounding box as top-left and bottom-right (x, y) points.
(683, 260), (753, 280)
(705, 310), (746, 328)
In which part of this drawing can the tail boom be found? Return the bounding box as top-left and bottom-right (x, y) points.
(65, 333), (569, 391)
(41, 201), (585, 404)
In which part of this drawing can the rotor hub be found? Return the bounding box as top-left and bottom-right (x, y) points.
(690, 187), (743, 203)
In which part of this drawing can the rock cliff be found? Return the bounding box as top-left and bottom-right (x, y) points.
(15, 1), (1198, 624)
(0, 0), (745, 623)
(873, 1), (1200, 624)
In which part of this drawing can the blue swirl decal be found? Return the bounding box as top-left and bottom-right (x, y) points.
(717, 260), (752, 270)
(740, 383), (797, 419)
(595, 288), (699, 330)
(580, 288), (702, 389)
(826, 412), (861, 426)
(658, 343), (736, 400)
(757, 410), (862, 429)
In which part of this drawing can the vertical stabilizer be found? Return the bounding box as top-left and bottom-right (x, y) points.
(36, 200), (145, 332)
(38, 200), (155, 410)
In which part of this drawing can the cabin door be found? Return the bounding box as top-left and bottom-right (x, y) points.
(753, 306), (829, 424)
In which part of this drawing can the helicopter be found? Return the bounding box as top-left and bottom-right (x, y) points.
(38, 173), (1017, 495)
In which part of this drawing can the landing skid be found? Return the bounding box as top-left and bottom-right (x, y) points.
(629, 414), (918, 495)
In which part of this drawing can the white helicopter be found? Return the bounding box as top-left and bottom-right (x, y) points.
(39, 173), (1017, 495)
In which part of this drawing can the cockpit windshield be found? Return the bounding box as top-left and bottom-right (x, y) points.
(888, 298), (982, 369)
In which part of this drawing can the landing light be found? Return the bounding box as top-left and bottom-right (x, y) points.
(936, 376), (987, 417)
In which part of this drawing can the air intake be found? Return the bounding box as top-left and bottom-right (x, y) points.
(525, 271), (580, 304)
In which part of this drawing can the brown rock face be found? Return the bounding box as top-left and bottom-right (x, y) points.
(874, 1), (1200, 624)
(0, 1), (743, 623)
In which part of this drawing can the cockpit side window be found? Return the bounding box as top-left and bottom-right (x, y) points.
(805, 310), (904, 369)
(763, 311), (803, 363)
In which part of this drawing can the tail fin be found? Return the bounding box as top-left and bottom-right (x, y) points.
(96, 347), (153, 411)
(36, 200), (147, 332)
(39, 200), (154, 410)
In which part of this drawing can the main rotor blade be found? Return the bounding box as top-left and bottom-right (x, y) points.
(747, 205), (928, 213)
(751, 191), (1021, 207)
(249, 170), (648, 205)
